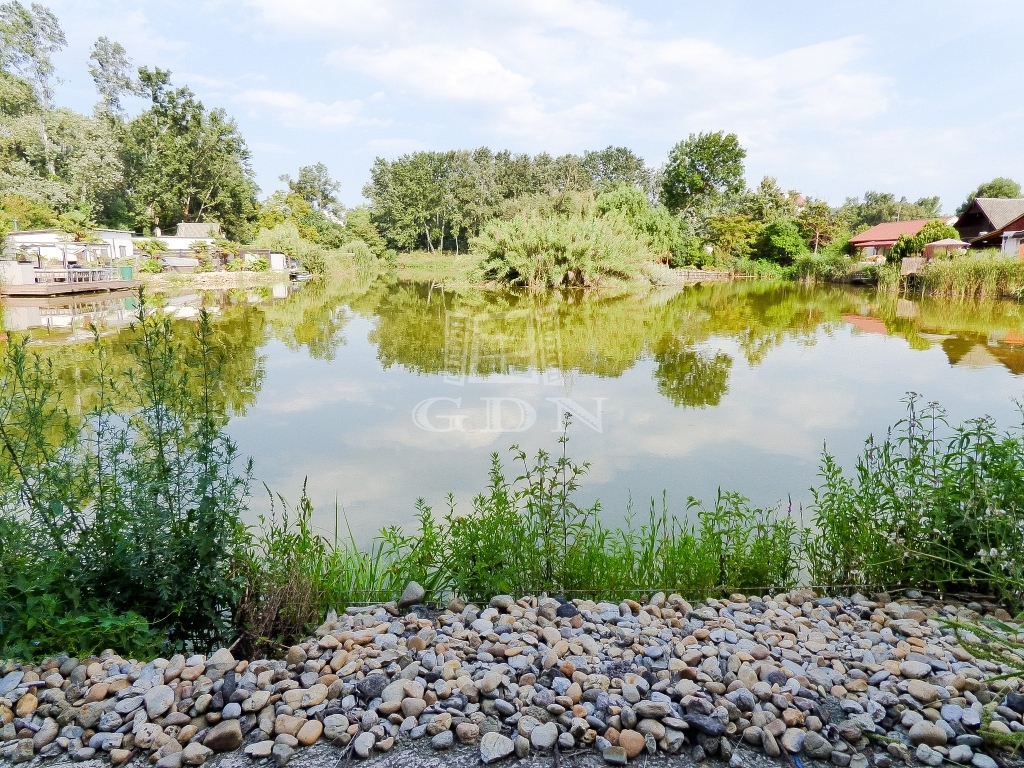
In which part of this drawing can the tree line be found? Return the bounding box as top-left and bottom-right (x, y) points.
(2, 1), (1020, 276)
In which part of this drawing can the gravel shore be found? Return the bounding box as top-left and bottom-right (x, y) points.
(3, 588), (1023, 768)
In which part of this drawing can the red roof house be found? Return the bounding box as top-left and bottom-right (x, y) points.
(847, 220), (936, 258)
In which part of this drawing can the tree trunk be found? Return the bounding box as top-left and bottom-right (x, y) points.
(38, 114), (55, 177)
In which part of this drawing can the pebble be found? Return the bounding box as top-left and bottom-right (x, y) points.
(1, 584), (1021, 768)
(479, 732), (514, 764)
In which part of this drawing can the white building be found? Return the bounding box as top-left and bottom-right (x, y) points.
(132, 222), (221, 253)
(5, 228), (135, 266)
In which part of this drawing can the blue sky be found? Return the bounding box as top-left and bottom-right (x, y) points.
(44, 0), (1024, 212)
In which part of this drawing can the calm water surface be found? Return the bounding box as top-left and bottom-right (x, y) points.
(11, 279), (1024, 542)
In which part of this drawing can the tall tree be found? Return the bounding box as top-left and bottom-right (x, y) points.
(280, 162), (342, 215)
(0, 1), (65, 175)
(957, 177), (1022, 215)
(121, 67), (258, 238)
(798, 200), (843, 253)
(839, 191), (941, 231)
(88, 36), (137, 118)
(660, 131), (746, 215)
(582, 146), (651, 193)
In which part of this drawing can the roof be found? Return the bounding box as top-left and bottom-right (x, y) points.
(174, 222), (222, 237)
(970, 198), (1024, 231)
(848, 219), (934, 246)
(926, 238), (969, 246)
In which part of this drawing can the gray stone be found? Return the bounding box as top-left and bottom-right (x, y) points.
(803, 731), (834, 760)
(398, 581), (425, 608)
(11, 740), (33, 764)
(683, 713), (726, 736)
(909, 720), (947, 747)
(357, 674), (388, 701)
(353, 731), (375, 758)
(431, 730), (454, 750)
(272, 743), (294, 768)
(948, 744), (974, 763)
(0, 672), (24, 697)
(530, 722), (558, 750)
(479, 732), (515, 764)
(602, 745), (628, 765)
(144, 684), (175, 718)
(915, 743), (944, 767)
(972, 755), (998, 768)
(32, 718), (58, 750)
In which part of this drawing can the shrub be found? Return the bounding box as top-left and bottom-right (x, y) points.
(471, 211), (655, 287)
(139, 258), (162, 273)
(757, 220), (809, 264)
(806, 395), (1024, 607)
(0, 297), (252, 656)
(342, 238), (376, 268)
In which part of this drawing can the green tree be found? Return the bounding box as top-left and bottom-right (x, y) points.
(957, 177), (1022, 215)
(0, 1), (65, 176)
(280, 162), (342, 214)
(121, 68), (258, 238)
(916, 219), (959, 245)
(798, 200), (843, 253)
(660, 131), (746, 215)
(582, 146), (650, 192)
(758, 220), (809, 264)
(707, 214), (758, 261)
(88, 36), (138, 118)
(840, 191), (941, 231)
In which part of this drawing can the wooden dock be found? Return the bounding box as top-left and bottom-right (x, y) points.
(1, 279), (140, 297)
(1, 267), (139, 297)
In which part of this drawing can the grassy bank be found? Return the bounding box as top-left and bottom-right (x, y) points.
(2, 297), (1024, 661)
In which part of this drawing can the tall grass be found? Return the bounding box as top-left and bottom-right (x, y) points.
(920, 251), (1024, 299)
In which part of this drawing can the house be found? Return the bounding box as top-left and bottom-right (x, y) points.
(132, 222), (221, 254)
(4, 228), (134, 267)
(847, 219), (938, 260)
(953, 198), (1024, 244)
(953, 198), (1024, 255)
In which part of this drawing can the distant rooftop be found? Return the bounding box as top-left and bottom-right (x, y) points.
(848, 219), (935, 246)
(970, 198), (1024, 232)
(174, 222), (222, 238)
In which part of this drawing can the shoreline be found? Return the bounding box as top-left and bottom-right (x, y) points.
(2, 589), (1022, 767)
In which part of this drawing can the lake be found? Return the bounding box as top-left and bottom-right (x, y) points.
(10, 277), (1024, 544)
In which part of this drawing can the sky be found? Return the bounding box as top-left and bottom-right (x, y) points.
(42, 0), (1024, 212)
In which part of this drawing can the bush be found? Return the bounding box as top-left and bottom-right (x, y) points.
(139, 258), (162, 273)
(0, 298), (251, 656)
(806, 395), (1024, 607)
(342, 238), (376, 268)
(471, 211), (655, 287)
(757, 220), (809, 264)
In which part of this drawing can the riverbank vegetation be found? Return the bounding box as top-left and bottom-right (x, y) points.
(3, 291), (1024, 659)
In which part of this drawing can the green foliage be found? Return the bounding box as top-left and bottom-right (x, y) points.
(707, 214), (759, 262)
(363, 147), (650, 255)
(840, 191), (942, 231)
(757, 220), (809, 264)
(0, 300), (252, 656)
(958, 177), (1022, 216)
(596, 183), (690, 264)
(470, 202), (655, 287)
(343, 206), (388, 257)
(121, 68), (258, 240)
(917, 219), (960, 245)
(279, 163), (342, 215)
(887, 233), (920, 263)
(920, 250), (1024, 299)
(138, 257), (161, 273)
(660, 131), (746, 215)
(806, 395), (1024, 608)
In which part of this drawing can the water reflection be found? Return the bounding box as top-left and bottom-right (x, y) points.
(6, 278), (1024, 540)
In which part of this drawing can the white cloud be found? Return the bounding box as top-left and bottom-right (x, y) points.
(234, 90), (363, 129)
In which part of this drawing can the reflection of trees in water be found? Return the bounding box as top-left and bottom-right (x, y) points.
(653, 338), (732, 408)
